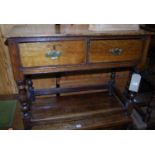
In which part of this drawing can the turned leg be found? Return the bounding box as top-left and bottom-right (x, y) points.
(127, 91), (136, 114)
(123, 70), (133, 96)
(108, 72), (116, 96)
(17, 80), (32, 130)
(123, 70), (135, 113)
(56, 76), (60, 97)
(27, 79), (35, 102)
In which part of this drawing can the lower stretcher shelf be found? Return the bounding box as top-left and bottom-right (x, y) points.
(31, 91), (131, 129)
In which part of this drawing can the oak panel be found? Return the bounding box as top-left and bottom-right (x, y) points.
(89, 39), (143, 63)
(19, 41), (85, 67)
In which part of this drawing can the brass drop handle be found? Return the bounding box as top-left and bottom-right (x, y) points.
(45, 44), (62, 60)
(109, 48), (123, 56)
(45, 50), (61, 60)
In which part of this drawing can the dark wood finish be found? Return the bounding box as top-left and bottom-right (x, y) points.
(7, 40), (24, 81)
(138, 36), (151, 69)
(21, 61), (136, 75)
(56, 76), (60, 97)
(108, 72), (116, 96)
(122, 70), (136, 113)
(34, 83), (108, 96)
(17, 80), (31, 129)
(31, 92), (131, 129)
(27, 79), (35, 102)
(32, 113), (131, 130)
(113, 86), (128, 106)
(5, 31), (153, 44)
(6, 29), (153, 129)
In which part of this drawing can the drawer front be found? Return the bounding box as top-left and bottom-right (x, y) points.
(89, 39), (143, 63)
(19, 41), (85, 67)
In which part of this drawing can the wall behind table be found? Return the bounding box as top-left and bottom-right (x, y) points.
(0, 25), (17, 95)
(0, 24), (129, 95)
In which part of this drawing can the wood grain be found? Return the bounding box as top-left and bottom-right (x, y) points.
(32, 114), (130, 130)
(31, 92), (131, 129)
(3, 24), (153, 38)
(89, 39), (143, 63)
(7, 39), (24, 81)
(19, 41), (85, 67)
(60, 73), (110, 87)
(32, 78), (56, 89)
(4, 25), (152, 129)
(138, 36), (152, 69)
(0, 27), (17, 95)
(0, 24), (152, 98)
(60, 71), (129, 92)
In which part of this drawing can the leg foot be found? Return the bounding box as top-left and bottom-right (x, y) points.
(17, 80), (32, 130)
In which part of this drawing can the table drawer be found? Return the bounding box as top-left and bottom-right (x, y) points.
(89, 39), (143, 63)
(19, 40), (85, 67)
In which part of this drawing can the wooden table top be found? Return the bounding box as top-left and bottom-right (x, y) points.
(3, 24), (154, 38)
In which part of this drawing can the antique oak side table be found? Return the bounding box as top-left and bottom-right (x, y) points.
(5, 25), (153, 129)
